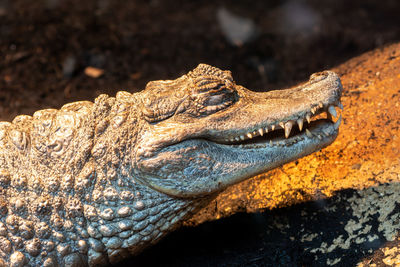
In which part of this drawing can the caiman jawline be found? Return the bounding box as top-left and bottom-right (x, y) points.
(209, 101), (343, 148)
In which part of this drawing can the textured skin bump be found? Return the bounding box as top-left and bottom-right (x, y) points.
(0, 64), (342, 266)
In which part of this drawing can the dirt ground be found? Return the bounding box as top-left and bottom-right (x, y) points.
(1, 0), (400, 122)
(1, 0), (400, 266)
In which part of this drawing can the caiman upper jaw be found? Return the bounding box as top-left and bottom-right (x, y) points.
(217, 102), (343, 146)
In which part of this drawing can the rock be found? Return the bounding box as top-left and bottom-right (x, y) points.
(84, 67), (104, 78)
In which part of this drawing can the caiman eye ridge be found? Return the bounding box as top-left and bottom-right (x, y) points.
(220, 101), (343, 148)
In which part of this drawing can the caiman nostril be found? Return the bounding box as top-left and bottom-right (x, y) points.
(309, 71), (329, 84)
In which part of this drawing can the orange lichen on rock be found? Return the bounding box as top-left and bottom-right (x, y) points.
(189, 43), (400, 225)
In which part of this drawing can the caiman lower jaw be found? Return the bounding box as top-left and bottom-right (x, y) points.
(211, 102), (343, 148)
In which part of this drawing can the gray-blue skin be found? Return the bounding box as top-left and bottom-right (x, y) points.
(0, 64), (342, 266)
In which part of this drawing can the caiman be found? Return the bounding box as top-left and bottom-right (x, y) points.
(0, 64), (342, 266)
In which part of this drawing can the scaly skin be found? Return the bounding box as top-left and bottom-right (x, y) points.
(0, 64), (342, 266)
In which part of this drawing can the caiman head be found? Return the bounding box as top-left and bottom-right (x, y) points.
(134, 64), (343, 197)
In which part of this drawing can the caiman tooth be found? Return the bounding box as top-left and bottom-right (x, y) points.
(317, 134), (322, 140)
(322, 128), (331, 136)
(328, 105), (337, 118)
(297, 118), (303, 131)
(271, 125), (275, 131)
(319, 102), (324, 108)
(264, 127), (269, 133)
(279, 122), (285, 129)
(311, 107), (316, 114)
(258, 128), (264, 136)
(235, 137), (240, 141)
(334, 114), (342, 129)
(284, 121), (293, 138)
(306, 114), (311, 123)
(306, 129), (312, 138)
(247, 133), (253, 139)
(328, 113), (334, 122)
(338, 102), (344, 110)
(240, 135), (245, 140)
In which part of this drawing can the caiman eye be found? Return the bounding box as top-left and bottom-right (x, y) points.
(194, 90), (237, 115)
(207, 94), (225, 105)
(191, 75), (237, 111)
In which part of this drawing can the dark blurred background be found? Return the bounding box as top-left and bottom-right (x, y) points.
(1, 0), (400, 266)
(1, 0), (400, 121)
